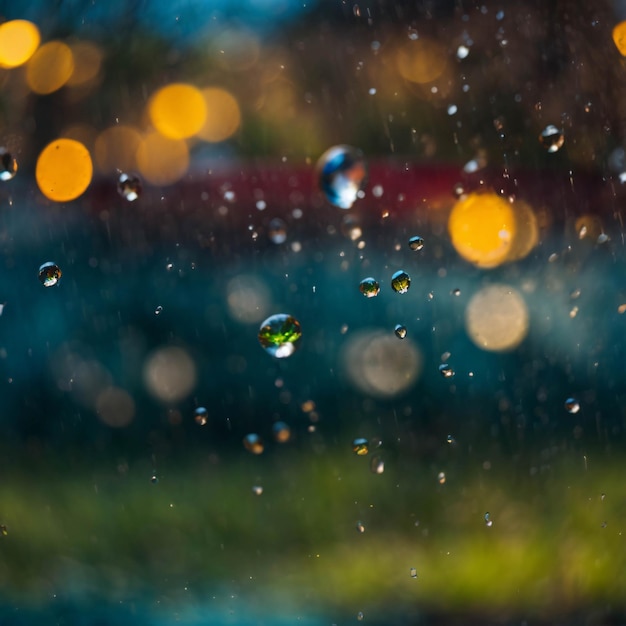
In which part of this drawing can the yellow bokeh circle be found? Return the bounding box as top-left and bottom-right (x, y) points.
(94, 125), (142, 173)
(0, 20), (40, 68)
(67, 41), (103, 87)
(396, 38), (447, 84)
(26, 41), (74, 94)
(36, 139), (93, 202)
(198, 88), (241, 143)
(613, 21), (626, 56)
(449, 192), (516, 268)
(136, 131), (189, 185)
(465, 284), (529, 352)
(148, 83), (207, 139)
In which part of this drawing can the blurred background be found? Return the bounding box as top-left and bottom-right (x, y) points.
(0, 0), (626, 624)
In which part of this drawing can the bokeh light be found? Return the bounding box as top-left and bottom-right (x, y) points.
(342, 330), (422, 398)
(66, 41), (103, 87)
(449, 192), (537, 268)
(396, 38), (447, 84)
(35, 138), (93, 202)
(143, 346), (196, 403)
(94, 125), (142, 174)
(95, 387), (135, 428)
(465, 284), (529, 352)
(136, 131), (189, 186)
(613, 21), (626, 56)
(148, 83), (207, 139)
(227, 275), (271, 323)
(26, 41), (74, 94)
(197, 88), (241, 143)
(0, 20), (40, 69)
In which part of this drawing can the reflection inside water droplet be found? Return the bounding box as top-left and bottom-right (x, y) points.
(391, 270), (411, 294)
(258, 314), (302, 358)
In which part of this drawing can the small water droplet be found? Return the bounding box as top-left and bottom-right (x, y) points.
(194, 407), (208, 426)
(357, 612), (365, 621)
(317, 145), (367, 209)
(0, 524), (7, 536)
(539, 125), (565, 153)
(484, 512), (493, 527)
(408, 236), (424, 251)
(38, 262), (62, 287)
(437, 471), (446, 484)
(252, 485), (263, 496)
(410, 567), (418, 578)
(155, 305), (163, 315)
(601, 493), (606, 501)
(370, 455), (385, 474)
(117, 172), (142, 201)
(243, 433), (264, 455)
(273, 421), (291, 443)
(359, 277), (380, 298)
(356, 520), (365, 533)
(341, 215), (363, 240)
(258, 314), (302, 358)
(0, 149), (17, 181)
(352, 437), (369, 456)
(391, 270), (411, 294)
(394, 324), (407, 339)
(451, 288), (461, 297)
(564, 397), (580, 414)
(456, 44), (470, 59)
(151, 474), (159, 484)
(446, 435), (455, 444)
(268, 218), (287, 244)
(439, 364), (455, 378)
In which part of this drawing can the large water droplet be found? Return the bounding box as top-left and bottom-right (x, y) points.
(0, 149), (18, 181)
(564, 397), (580, 414)
(243, 433), (264, 454)
(408, 236), (424, 251)
(359, 277), (380, 298)
(539, 125), (564, 153)
(317, 145), (367, 209)
(258, 314), (302, 358)
(38, 262), (62, 287)
(391, 270), (411, 294)
(394, 324), (407, 339)
(268, 218), (287, 244)
(117, 172), (142, 201)
(352, 437), (369, 455)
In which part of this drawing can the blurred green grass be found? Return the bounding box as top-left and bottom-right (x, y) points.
(0, 448), (623, 616)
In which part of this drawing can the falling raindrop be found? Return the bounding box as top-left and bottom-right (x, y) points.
(564, 397), (580, 414)
(357, 612), (365, 621)
(38, 262), (62, 287)
(356, 520), (365, 533)
(451, 288), (461, 297)
(151, 474), (159, 484)
(243, 433), (264, 454)
(194, 407), (208, 426)
(446, 435), (455, 444)
(408, 236), (424, 251)
(394, 324), (407, 339)
(117, 172), (142, 201)
(252, 485), (263, 496)
(268, 218), (287, 244)
(391, 270), (411, 294)
(352, 437), (369, 455)
(359, 277), (380, 298)
(272, 421), (291, 443)
(258, 314), (302, 358)
(154, 305), (163, 315)
(437, 471), (446, 484)
(539, 125), (564, 153)
(484, 512), (493, 527)
(0, 149), (17, 181)
(410, 567), (418, 578)
(316, 145), (367, 209)
(370, 455), (385, 474)
(439, 364), (455, 378)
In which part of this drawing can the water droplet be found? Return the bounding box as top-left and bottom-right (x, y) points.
(352, 437), (369, 455)
(539, 125), (564, 153)
(38, 262), (62, 287)
(151, 474), (159, 484)
(341, 214), (363, 240)
(408, 236), (424, 251)
(456, 44), (470, 59)
(0, 524), (7, 536)
(437, 471), (446, 484)
(356, 520), (365, 533)
(370, 455), (385, 474)
(601, 493), (606, 501)
(272, 421), (291, 443)
(117, 172), (142, 201)
(439, 363), (455, 378)
(0, 149), (17, 181)
(243, 433), (264, 455)
(394, 324), (407, 339)
(155, 305), (163, 315)
(258, 314), (302, 358)
(194, 406), (208, 426)
(564, 397), (580, 414)
(357, 612), (365, 621)
(317, 145), (367, 209)
(252, 485), (263, 495)
(268, 218), (287, 244)
(391, 270), (411, 294)
(359, 277), (380, 298)
(446, 435), (455, 444)
(484, 512), (493, 527)
(410, 567), (417, 578)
